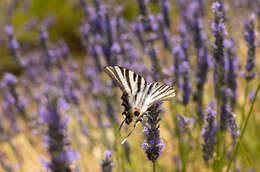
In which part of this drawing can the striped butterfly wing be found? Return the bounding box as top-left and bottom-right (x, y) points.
(104, 66), (147, 98)
(146, 82), (176, 107)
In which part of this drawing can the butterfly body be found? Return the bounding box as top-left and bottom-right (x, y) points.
(104, 65), (176, 125)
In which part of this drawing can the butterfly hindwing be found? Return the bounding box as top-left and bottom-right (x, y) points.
(146, 82), (176, 107)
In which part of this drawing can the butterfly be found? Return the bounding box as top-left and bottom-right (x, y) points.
(104, 65), (176, 143)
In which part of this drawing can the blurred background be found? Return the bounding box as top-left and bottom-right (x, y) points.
(0, 0), (259, 171)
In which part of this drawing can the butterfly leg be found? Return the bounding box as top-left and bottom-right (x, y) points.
(118, 118), (125, 132)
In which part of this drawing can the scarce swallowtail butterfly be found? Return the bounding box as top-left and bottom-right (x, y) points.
(104, 66), (176, 144)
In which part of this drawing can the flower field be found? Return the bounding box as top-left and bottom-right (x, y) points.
(0, 0), (259, 171)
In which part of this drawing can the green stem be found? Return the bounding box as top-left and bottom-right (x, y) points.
(213, 98), (221, 172)
(240, 82), (249, 129)
(153, 161), (156, 172)
(226, 81), (260, 172)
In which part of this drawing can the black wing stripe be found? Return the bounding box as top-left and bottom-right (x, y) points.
(137, 75), (142, 93)
(147, 82), (156, 95)
(140, 81), (148, 107)
(111, 67), (124, 87)
(152, 86), (173, 99)
(133, 73), (137, 82)
(119, 66), (125, 78)
(125, 69), (132, 93)
(150, 89), (176, 103)
(151, 85), (165, 96)
(104, 67), (124, 90)
(114, 66), (131, 94)
(159, 86), (172, 95)
(152, 91), (175, 102)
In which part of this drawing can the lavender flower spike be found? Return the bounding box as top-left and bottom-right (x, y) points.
(244, 13), (256, 81)
(99, 150), (115, 172)
(212, 1), (227, 99)
(180, 61), (191, 106)
(225, 38), (238, 108)
(226, 106), (240, 147)
(202, 103), (217, 162)
(5, 25), (20, 65)
(41, 92), (79, 171)
(142, 103), (165, 162)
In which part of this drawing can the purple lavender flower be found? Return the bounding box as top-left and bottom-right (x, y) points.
(79, 0), (89, 16)
(202, 103), (217, 162)
(179, 22), (190, 62)
(180, 61), (191, 105)
(5, 25), (20, 65)
(136, 0), (151, 32)
(40, 92), (79, 171)
(177, 114), (194, 134)
(1, 73), (27, 120)
(226, 106), (240, 147)
(212, 1), (227, 100)
(160, 0), (171, 29)
(225, 38), (238, 108)
(99, 150), (115, 172)
(146, 41), (162, 80)
(142, 103), (165, 162)
(39, 27), (52, 71)
(157, 14), (171, 50)
(103, 8), (117, 65)
(244, 14), (256, 81)
(172, 42), (184, 89)
(132, 21), (145, 47)
(219, 89), (229, 130)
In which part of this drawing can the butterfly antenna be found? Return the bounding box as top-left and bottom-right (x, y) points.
(121, 117), (141, 144)
(118, 118), (125, 132)
(121, 126), (135, 144)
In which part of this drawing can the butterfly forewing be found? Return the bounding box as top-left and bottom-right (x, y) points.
(104, 66), (147, 98)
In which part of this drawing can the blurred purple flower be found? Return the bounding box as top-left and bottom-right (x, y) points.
(5, 25), (20, 65)
(3, 73), (18, 85)
(4, 25), (14, 35)
(172, 43), (184, 89)
(99, 150), (115, 172)
(40, 93), (79, 171)
(180, 61), (191, 105)
(189, 2), (209, 119)
(160, 0), (171, 28)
